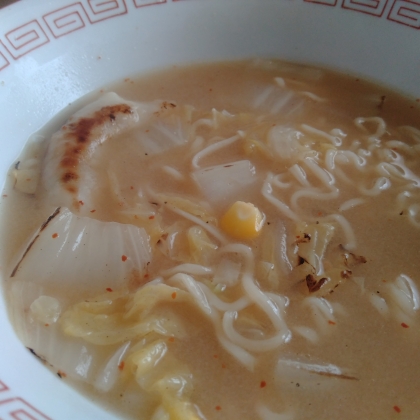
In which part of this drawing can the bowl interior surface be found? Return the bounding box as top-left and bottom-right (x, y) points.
(0, 0), (419, 418)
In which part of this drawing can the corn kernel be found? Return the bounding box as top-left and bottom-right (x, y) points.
(220, 201), (264, 241)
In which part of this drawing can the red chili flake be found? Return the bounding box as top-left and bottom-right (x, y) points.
(52, 233), (58, 239)
(144, 273), (149, 279)
(149, 215), (155, 220)
(118, 361), (125, 371)
(318, 212), (323, 216)
(134, 215), (139, 219)
(209, 88), (213, 92)
(401, 323), (409, 328)
(145, 129), (150, 133)
(171, 292), (177, 299)
(221, 363), (226, 369)
(215, 406), (221, 411)
(121, 255), (128, 262)
(296, 235), (300, 239)
(213, 355), (218, 359)
(78, 200), (84, 205)
(260, 381), (267, 388)
(168, 337), (175, 343)
(393, 405), (401, 413)
(106, 287), (113, 292)
(90, 209), (96, 213)
(130, 186), (134, 190)
(328, 320), (336, 325)
(45, 324), (49, 327)
(382, 279), (387, 283)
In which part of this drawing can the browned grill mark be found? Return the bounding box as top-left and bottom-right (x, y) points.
(62, 172), (79, 183)
(58, 104), (133, 194)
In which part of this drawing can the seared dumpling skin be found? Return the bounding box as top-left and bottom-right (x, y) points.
(42, 92), (161, 214)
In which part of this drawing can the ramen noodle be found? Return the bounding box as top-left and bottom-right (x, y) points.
(1, 60), (420, 419)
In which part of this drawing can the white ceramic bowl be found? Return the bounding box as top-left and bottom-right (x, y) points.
(0, 0), (419, 418)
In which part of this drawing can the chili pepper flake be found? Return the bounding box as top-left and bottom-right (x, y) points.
(168, 337), (175, 343)
(118, 361), (125, 371)
(171, 292), (177, 299)
(106, 287), (113, 292)
(215, 406), (221, 411)
(90, 209), (96, 213)
(260, 381), (266, 388)
(328, 320), (336, 325)
(121, 255), (128, 262)
(401, 323), (409, 328)
(393, 405), (401, 413)
(149, 215), (155, 220)
(79, 200), (84, 205)
(52, 233), (58, 239)
(213, 355), (218, 359)
(221, 363), (226, 369)
(45, 324), (49, 327)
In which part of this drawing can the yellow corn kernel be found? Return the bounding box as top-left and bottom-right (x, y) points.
(220, 201), (264, 241)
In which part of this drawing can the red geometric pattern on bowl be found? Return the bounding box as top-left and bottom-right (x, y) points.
(0, 380), (10, 393)
(388, 0), (420, 28)
(0, 379), (52, 420)
(0, 0), (419, 74)
(342, 0), (389, 16)
(2, 20), (50, 59)
(85, 0), (127, 22)
(0, 47), (10, 71)
(133, 0), (167, 7)
(43, 3), (88, 39)
(304, 0), (338, 6)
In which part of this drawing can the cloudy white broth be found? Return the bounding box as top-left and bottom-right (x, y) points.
(1, 60), (420, 420)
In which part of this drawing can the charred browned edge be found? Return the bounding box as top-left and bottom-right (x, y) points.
(59, 104), (133, 193)
(11, 207), (61, 278)
(311, 371), (359, 381)
(295, 233), (311, 245)
(306, 274), (328, 293)
(339, 244), (367, 267)
(40, 207), (61, 231)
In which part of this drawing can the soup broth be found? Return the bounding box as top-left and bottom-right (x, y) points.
(1, 60), (420, 419)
